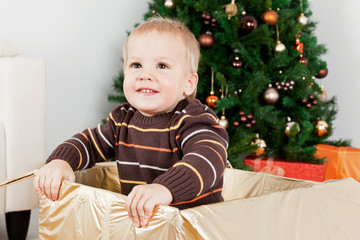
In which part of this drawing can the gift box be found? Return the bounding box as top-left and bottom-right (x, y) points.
(315, 144), (360, 182)
(31, 162), (360, 239)
(2, 162), (360, 239)
(243, 156), (325, 182)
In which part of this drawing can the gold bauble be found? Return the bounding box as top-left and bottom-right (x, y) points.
(274, 40), (286, 53)
(251, 138), (267, 156)
(317, 90), (328, 102)
(219, 115), (229, 129)
(164, 0), (175, 9)
(316, 120), (328, 137)
(225, 1), (238, 19)
(297, 13), (308, 25)
(285, 120), (300, 136)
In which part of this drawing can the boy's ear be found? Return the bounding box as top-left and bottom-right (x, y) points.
(184, 73), (198, 96)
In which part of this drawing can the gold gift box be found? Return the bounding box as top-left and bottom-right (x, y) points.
(3, 162), (360, 239)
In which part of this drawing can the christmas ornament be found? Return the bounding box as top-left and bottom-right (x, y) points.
(262, 84), (279, 104)
(316, 68), (328, 78)
(234, 111), (256, 128)
(206, 69), (218, 108)
(224, 0), (238, 20)
(299, 55), (308, 64)
(239, 15), (257, 33)
(316, 120), (328, 137)
(206, 93), (218, 108)
(317, 88), (328, 102)
(199, 31), (214, 48)
(251, 134), (267, 156)
(232, 55), (242, 68)
(301, 94), (318, 108)
(202, 12), (217, 27)
(285, 117), (300, 136)
(295, 38), (304, 54)
(275, 80), (295, 91)
(297, 13), (308, 25)
(274, 25), (285, 53)
(164, 0), (175, 9)
(219, 115), (229, 129)
(274, 40), (286, 53)
(262, 9), (278, 26)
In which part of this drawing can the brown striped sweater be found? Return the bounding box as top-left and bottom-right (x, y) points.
(47, 98), (229, 209)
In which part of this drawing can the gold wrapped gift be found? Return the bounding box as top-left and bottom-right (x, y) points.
(34, 162), (360, 239)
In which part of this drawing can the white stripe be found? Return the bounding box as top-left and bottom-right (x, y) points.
(182, 109), (187, 114)
(98, 124), (114, 149)
(181, 129), (228, 149)
(183, 153), (217, 188)
(204, 106), (208, 111)
(116, 160), (168, 172)
(175, 111), (181, 114)
(70, 138), (90, 169)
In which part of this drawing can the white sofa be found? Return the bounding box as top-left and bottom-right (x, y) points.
(0, 58), (45, 213)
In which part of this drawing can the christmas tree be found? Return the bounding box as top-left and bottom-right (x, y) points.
(108, 0), (350, 168)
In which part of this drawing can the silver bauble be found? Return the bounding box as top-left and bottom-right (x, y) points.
(297, 13), (308, 25)
(274, 40), (286, 53)
(164, 0), (175, 9)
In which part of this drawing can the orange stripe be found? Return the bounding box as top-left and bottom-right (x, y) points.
(80, 132), (89, 142)
(116, 141), (178, 153)
(170, 188), (222, 206)
(176, 134), (181, 139)
(203, 145), (225, 168)
(211, 124), (224, 129)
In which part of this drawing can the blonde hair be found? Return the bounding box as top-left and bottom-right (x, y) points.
(123, 17), (200, 98)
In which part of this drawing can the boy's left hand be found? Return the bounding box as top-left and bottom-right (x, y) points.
(125, 183), (173, 228)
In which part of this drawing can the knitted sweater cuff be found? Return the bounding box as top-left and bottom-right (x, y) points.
(153, 167), (197, 203)
(46, 144), (80, 171)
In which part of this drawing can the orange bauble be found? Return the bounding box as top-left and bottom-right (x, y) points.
(251, 138), (267, 156)
(262, 10), (279, 26)
(206, 93), (219, 108)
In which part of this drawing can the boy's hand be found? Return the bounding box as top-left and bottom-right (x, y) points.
(125, 183), (173, 228)
(33, 159), (75, 201)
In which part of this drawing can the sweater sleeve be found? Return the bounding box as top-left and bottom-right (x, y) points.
(153, 105), (229, 203)
(46, 111), (118, 171)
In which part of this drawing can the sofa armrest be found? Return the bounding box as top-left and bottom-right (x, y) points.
(0, 121), (6, 213)
(0, 58), (46, 213)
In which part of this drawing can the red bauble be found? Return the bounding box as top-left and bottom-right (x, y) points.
(206, 94), (218, 108)
(239, 15), (258, 33)
(262, 10), (279, 26)
(299, 56), (308, 65)
(315, 68), (328, 78)
(199, 32), (214, 48)
(232, 56), (242, 68)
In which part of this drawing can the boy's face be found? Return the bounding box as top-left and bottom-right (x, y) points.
(123, 30), (197, 116)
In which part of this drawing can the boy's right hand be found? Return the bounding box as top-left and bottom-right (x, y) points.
(33, 159), (75, 201)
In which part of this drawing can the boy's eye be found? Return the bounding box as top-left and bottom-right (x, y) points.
(130, 63), (142, 68)
(157, 63), (169, 69)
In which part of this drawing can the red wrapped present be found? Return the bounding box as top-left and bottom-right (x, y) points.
(315, 144), (360, 182)
(244, 156), (325, 182)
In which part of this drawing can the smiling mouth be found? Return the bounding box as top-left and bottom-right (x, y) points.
(137, 88), (159, 94)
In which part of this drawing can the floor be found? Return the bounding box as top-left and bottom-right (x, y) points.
(0, 209), (39, 240)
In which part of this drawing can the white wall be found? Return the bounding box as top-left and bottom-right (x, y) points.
(0, 0), (358, 159)
(0, 0), (150, 156)
(310, 0), (360, 147)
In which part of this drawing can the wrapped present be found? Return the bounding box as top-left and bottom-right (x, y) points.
(33, 162), (360, 239)
(315, 144), (360, 182)
(243, 156), (325, 182)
